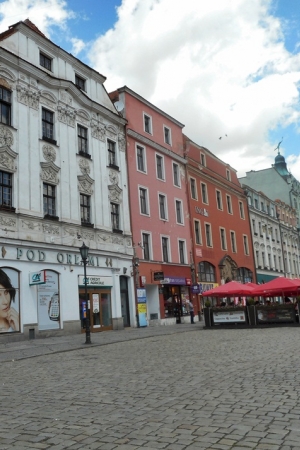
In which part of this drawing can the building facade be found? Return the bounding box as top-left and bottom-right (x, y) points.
(110, 86), (193, 325)
(0, 20), (136, 341)
(184, 137), (256, 307)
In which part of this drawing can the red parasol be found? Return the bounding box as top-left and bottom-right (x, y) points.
(251, 277), (300, 297)
(201, 280), (255, 297)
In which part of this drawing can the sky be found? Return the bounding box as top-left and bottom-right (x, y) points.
(0, 0), (300, 179)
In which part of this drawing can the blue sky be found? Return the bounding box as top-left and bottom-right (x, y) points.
(0, 0), (299, 179)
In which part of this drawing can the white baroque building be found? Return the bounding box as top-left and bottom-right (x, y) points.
(0, 20), (136, 340)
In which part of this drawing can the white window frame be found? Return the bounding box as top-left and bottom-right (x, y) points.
(230, 230), (237, 253)
(239, 201), (245, 219)
(136, 144), (147, 173)
(200, 153), (206, 167)
(158, 193), (168, 221)
(194, 219), (202, 245)
(143, 112), (153, 134)
(220, 227), (227, 251)
(156, 153), (165, 181)
(173, 162), (181, 188)
(175, 199), (184, 225)
(204, 222), (213, 248)
(190, 178), (197, 200)
(243, 235), (249, 255)
(161, 235), (171, 262)
(201, 182), (208, 204)
(163, 125), (172, 145)
(216, 189), (223, 210)
(226, 169), (231, 181)
(178, 239), (187, 264)
(139, 186), (150, 216)
(226, 194), (233, 214)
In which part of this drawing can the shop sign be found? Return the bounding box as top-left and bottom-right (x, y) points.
(153, 271), (164, 281)
(191, 284), (201, 294)
(195, 206), (209, 216)
(196, 248), (202, 257)
(185, 278), (191, 285)
(213, 311), (246, 323)
(29, 270), (46, 285)
(78, 275), (113, 287)
(140, 276), (146, 287)
(160, 276), (187, 285)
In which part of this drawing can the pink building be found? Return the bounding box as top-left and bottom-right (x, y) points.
(110, 87), (193, 324)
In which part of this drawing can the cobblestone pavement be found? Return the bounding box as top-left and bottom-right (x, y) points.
(1, 325), (300, 449)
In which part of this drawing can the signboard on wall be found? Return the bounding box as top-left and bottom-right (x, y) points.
(137, 288), (147, 327)
(37, 270), (60, 330)
(29, 270), (46, 286)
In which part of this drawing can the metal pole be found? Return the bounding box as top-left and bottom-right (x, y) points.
(84, 258), (91, 344)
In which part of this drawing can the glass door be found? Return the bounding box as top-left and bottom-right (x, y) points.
(79, 289), (112, 332)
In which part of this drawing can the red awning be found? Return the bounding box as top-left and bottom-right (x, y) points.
(201, 281), (255, 297)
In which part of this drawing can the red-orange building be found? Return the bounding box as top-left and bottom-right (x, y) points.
(184, 136), (256, 306)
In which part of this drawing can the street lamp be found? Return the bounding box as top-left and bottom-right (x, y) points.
(80, 242), (91, 344)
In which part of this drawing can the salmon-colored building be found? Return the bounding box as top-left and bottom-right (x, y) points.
(184, 136), (256, 306)
(110, 87), (193, 324)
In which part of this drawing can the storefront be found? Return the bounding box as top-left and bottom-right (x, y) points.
(162, 277), (191, 323)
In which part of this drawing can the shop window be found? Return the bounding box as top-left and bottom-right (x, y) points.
(37, 270), (60, 330)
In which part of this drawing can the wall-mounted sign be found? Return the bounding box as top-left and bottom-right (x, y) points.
(195, 206), (209, 216)
(196, 248), (202, 257)
(153, 271), (164, 281)
(29, 270), (46, 286)
(78, 275), (113, 287)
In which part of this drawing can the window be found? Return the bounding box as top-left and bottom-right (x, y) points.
(0, 171), (12, 207)
(142, 233), (150, 261)
(256, 250), (259, 266)
(190, 178), (197, 199)
(226, 195), (232, 214)
(198, 261), (216, 282)
(252, 219), (257, 234)
(216, 190), (222, 210)
(162, 237), (169, 262)
(178, 240), (185, 264)
(111, 203), (120, 231)
(173, 163), (180, 187)
(144, 114), (152, 134)
(243, 235), (249, 255)
(43, 183), (56, 217)
(75, 74), (85, 91)
(136, 145), (146, 172)
(220, 228), (227, 250)
(80, 194), (91, 224)
(274, 255), (277, 270)
(164, 126), (171, 145)
(230, 231), (236, 252)
(226, 169), (231, 181)
(200, 153), (206, 166)
(175, 200), (183, 224)
(194, 220), (202, 245)
(108, 140), (117, 167)
(261, 202), (265, 212)
(236, 267), (253, 283)
(254, 199), (258, 208)
(156, 155), (164, 180)
(205, 223), (212, 247)
(139, 187), (149, 215)
(40, 52), (52, 71)
(78, 125), (88, 156)
(201, 183), (208, 204)
(159, 194), (167, 220)
(239, 201), (245, 219)
(0, 87), (11, 126)
(42, 108), (54, 142)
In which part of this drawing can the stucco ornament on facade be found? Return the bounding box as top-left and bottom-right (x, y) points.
(40, 162), (60, 185)
(0, 145), (18, 172)
(106, 125), (117, 139)
(57, 102), (76, 127)
(97, 233), (112, 243)
(0, 126), (13, 147)
(0, 215), (16, 227)
(40, 91), (57, 108)
(22, 219), (41, 230)
(109, 170), (119, 185)
(16, 84), (40, 110)
(118, 134), (126, 152)
(108, 184), (122, 203)
(79, 158), (90, 175)
(42, 145), (56, 162)
(90, 115), (106, 142)
(42, 223), (60, 235)
(78, 174), (94, 195)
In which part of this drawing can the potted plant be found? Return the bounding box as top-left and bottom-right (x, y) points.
(204, 299), (212, 327)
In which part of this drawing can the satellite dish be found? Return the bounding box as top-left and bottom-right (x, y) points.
(114, 100), (124, 112)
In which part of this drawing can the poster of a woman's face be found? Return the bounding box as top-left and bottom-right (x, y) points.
(0, 268), (19, 333)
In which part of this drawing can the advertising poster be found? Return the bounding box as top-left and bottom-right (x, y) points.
(137, 288), (147, 327)
(37, 270), (60, 330)
(213, 311), (246, 323)
(0, 267), (19, 333)
(257, 308), (294, 323)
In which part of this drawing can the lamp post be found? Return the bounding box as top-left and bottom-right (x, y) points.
(80, 242), (91, 344)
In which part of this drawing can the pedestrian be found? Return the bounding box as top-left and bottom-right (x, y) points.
(189, 300), (195, 324)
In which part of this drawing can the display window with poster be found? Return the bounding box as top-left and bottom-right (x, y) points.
(0, 267), (20, 333)
(37, 270), (60, 330)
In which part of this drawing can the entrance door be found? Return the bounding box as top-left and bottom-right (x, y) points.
(79, 289), (113, 332)
(120, 276), (130, 327)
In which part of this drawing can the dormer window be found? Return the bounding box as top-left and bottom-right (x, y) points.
(40, 52), (52, 71)
(75, 75), (86, 91)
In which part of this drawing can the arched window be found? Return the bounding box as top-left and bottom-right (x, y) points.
(236, 267), (253, 283)
(198, 261), (216, 282)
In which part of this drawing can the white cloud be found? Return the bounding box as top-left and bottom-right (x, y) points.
(70, 38), (86, 56)
(0, 0), (72, 37)
(87, 0), (300, 177)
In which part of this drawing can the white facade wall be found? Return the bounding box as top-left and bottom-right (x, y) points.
(0, 21), (136, 340)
